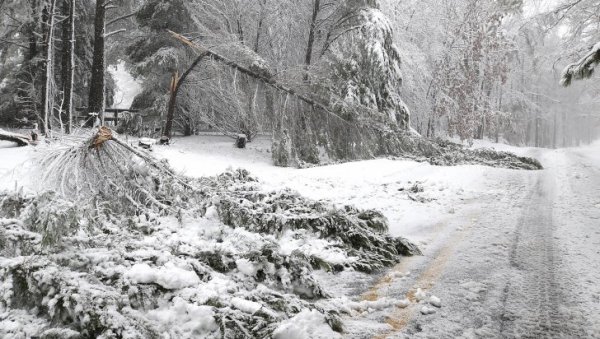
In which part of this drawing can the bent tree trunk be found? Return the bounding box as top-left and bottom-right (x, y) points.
(162, 52), (210, 140)
(168, 30), (347, 124)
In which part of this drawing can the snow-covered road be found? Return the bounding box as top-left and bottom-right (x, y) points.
(346, 145), (600, 338)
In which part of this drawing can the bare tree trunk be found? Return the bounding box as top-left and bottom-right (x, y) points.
(88, 0), (106, 126)
(304, 0), (321, 80)
(163, 72), (179, 141)
(61, 0), (75, 134)
(254, 0), (266, 53)
(42, 0), (57, 136)
(28, 0), (39, 61)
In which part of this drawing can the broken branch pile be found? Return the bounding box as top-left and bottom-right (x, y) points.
(338, 122), (544, 170)
(0, 127), (420, 338)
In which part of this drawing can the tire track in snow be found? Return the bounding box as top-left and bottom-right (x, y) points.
(498, 168), (590, 338)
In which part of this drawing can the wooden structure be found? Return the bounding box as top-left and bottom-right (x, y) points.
(75, 107), (140, 125)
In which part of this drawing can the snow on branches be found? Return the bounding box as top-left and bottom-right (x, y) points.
(325, 2), (410, 128)
(0, 130), (420, 338)
(561, 42), (600, 87)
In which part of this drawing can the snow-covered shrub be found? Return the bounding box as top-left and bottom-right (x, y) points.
(0, 189), (29, 218)
(21, 192), (81, 246)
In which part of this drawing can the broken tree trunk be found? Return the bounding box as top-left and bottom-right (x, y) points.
(162, 53), (210, 140)
(0, 130), (30, 147)
(167, 30), (348, 125)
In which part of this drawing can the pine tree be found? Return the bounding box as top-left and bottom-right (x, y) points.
(324, 0), (410, 128)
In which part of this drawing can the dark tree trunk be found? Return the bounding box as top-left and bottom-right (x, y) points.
(162, 52), (209, 140)
(40, 0), (57, 136)
(27, 0), (38, 61)
(426, 117), (432, 138)
(182, 115), (194, 136)
(254, 0), (265, 53)
(39, 4), (49, 135)
(304, 0), (320, 80)
(17, 0), (39, 118)
(164, 72), (179, 139)
(61, 0), (75, 134)
(88, 0), (106, 126)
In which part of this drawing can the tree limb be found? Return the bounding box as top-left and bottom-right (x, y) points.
(0, 129), (30, 147)
(561, 42), (600, 86)
(167, 30), (350, 125)
(104, 29), (126, 38)
(107, 11), (137, 26)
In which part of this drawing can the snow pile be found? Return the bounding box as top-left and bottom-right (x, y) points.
(272, 309), (342, 339)
(125, 263), (201, 289)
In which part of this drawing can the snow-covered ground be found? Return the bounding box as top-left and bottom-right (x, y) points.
(151, 135), (537, 243)
(108, 61), (142, 109)
(1, 136), (599, 337)
(156, 136), (600, 337)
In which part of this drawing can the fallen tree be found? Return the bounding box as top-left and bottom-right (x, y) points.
(166, 31), (543, 171)
(163, 30), (351, 142)
(0, 129), (30, 147)
(0, 127), (420, 338)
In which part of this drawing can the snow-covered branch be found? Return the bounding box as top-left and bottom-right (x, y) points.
(561, 42), (600, 87)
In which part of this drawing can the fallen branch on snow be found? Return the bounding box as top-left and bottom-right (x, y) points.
(0, 129), (30, 147)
